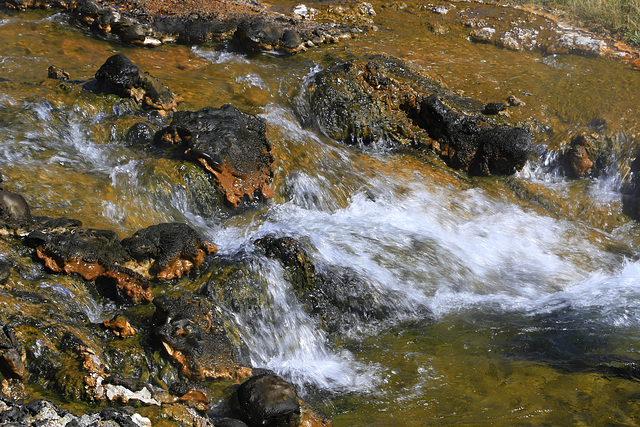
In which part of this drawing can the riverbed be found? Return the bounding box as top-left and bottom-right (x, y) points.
(1, 1), (640, 425)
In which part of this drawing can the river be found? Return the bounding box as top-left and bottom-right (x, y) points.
(1, 1), (640, 425)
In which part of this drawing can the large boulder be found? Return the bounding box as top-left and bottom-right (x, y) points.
(153, 294), (252, 381)
(95, 54), (183, 113)
(306, 57), (532, 175)
(156, 105), (276, 207)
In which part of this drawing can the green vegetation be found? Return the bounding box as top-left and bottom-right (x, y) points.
(510, 0), (640, 45)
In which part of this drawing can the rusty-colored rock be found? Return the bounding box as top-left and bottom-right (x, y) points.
(103, 315), (136, 338)
(153, 294), (252, 382)
(156, 105), (276, 207)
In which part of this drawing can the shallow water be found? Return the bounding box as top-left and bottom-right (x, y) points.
(1, 1), (640, 425)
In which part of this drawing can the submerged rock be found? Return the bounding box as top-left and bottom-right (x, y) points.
(306, 56), (532, 175)
(153, 294), (252, 381)
(95, 54), (183, 113)
(255, 235), (397, 332)
(156, 105), (275, 207)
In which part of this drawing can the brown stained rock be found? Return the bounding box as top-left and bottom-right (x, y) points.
(177, 389), (210, 411)
(33, 243), (152, 304)
(563, 132), (597, 178)
(153, 294), (252, 382)
(121, 223), (217, 280)
(156, 105), (275, 208)
(0, 378), (28, 402)
(0, 325), (26, 381)
(103, 315), (136, 338)
(27, 222), (215, 303)
(47, 65), (70, 80)
(5, 0), (365, 52)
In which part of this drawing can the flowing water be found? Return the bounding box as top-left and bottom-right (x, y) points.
(2, 1), (640, 425)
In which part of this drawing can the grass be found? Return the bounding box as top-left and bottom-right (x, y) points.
(509, 0), (640, 45)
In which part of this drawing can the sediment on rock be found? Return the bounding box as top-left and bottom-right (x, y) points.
(155, 105), (276, 208)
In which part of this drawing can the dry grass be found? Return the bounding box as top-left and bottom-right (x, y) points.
(511, 0), (640, 44)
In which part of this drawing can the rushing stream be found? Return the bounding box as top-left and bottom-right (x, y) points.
(2, 1), (640, 425)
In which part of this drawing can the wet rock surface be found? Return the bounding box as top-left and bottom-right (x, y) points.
(0, 398), (152, 426)
(153, 293), (252, 381)
(95, 54), (183, 112)
(225, 373), (332, 427)
(155, 105), (276, 207)
(306, 56), (532, 175)
(0, 325), (26, 381)
(0, 184), (216, 303)
(256, 235), (399, 332)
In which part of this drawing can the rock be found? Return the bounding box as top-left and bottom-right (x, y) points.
(232, 374), (301, 427)
(482, 102), (508, 115)
(470, 27), (496, 43)
(419, 95), (532, 175)
(563, 136), (594, 178)
(155, 105), (275, 208)
(121, 222), (217, 281)
(306, 56), (532, 175)
(234, 18), (305, 53)
(25, 227), (152, 303)
(0, 190), (33, 234)
(507, 95), (526, 107)
(24, 221), (216, 303)
(95, 54), (183, 112)
(125, 122), (156, 145)
(547, 32), (607, 56)
(307, 59), (425, 147)
(0, 260), (11, 285)
(153, 294), (252, 381)
(0, 398), (151, 426)
(255, 235), (396, 332)
(0, 324), (26, 381)
(47, 65), (70, 80)
(103, 315), (136, 339)
(6, 0), (365, 52)
(228, 374), (333, 427)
